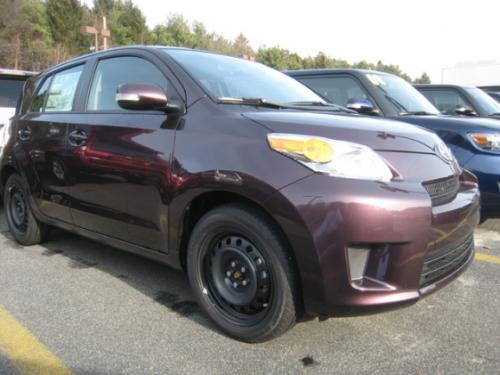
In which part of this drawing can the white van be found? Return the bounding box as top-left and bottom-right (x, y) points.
(0, 70), (35, 149)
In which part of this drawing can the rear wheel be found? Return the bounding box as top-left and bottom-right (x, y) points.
(4, 173), (48, 245)
(187, 204), (299, 342)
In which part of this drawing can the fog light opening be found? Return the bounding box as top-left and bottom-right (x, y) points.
(347, 246), (370, 281)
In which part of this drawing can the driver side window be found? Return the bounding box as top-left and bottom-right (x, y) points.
(87, 56), (181, 111)
(420, 90), (469, 114)
(298, 76), (369, 107)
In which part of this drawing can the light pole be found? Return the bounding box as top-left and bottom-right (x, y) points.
(80, 16), (111, 51)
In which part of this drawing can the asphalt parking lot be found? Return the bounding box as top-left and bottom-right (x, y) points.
(0, 207), (499, 375)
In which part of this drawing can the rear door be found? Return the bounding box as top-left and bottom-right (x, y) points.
(66, 52), (184, 252)
(16, 64), (85, 223)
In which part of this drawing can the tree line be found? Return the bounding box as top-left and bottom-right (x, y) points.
(0, 0), (431, 83)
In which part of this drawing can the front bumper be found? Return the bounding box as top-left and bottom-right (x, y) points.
(277, 171), (480, 317)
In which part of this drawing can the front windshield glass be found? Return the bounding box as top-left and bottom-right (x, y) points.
(464, 87), (500, 115)
(164, 49), (324, 104)
(365, 73), (440, 115)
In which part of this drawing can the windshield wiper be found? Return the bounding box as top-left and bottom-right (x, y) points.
(488, 112), (500, 116)
(287, 101), (356, 113)
(217, 97), (285, 109)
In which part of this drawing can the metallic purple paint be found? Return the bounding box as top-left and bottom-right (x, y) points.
(1, 46), (480, 323)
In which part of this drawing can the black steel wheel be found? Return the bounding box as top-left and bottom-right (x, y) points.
(187, 204), (299, 342)
(4, 173), (48, 245)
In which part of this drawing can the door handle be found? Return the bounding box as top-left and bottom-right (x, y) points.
(18, 127), (31, 141)
(68, 129), (88, 146)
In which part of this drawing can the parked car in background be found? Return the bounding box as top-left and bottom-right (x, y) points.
(414, 84), (500, 119)
(0, 69), (35, 150)
(286, 69), (500, 220)
(1, 47), (480, 342)
(486, 91), (500, 103)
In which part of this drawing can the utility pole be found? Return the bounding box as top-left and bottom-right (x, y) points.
(80, 16), (111, 51)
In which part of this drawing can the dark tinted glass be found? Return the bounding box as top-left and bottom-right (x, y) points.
(0, 79), (25, 107)
(298, 76), (368, 106)
(88, 56), (180, 111)
(420, 90), (469, 114)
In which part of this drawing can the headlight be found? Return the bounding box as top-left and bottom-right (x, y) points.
(267, 133), (393, 182)
(469, 133), (500, 151)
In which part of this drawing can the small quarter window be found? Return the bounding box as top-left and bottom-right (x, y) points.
(30, 77), (52, 113)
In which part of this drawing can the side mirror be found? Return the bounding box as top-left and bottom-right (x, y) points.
(116, 83), (169, 111)
(346, 98), (379, 115)
(454, 106), (477, 116)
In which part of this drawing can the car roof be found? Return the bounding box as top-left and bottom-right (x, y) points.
(414, 84), (476, 89)
(41, 45), (194, 75)
(0, 69), (36, 78)
(284, 68), (392, 76)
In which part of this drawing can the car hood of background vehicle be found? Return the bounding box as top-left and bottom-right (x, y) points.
(396, 114), (500, 133)
(243, 111), (440, 154)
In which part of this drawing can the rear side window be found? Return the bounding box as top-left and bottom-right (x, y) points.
(30, 65), (83, 113)
(297, 76), (369, 107)
(87, 56), (180, 111)
(0, 78), (26, 108)
(420, 90), (469, 114)
(45, 65), (84, 112)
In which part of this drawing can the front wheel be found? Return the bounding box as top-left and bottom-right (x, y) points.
(4, 173), (48, 245)
(187, 204), (300, 342)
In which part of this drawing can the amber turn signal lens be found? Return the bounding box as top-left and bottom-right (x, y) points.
(268, 135), (334, 163)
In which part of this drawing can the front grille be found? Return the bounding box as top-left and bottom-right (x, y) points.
(420, 234), (474, 288)
(423, 176), (460, 206)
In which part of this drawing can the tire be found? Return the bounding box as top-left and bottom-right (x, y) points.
(4, 173), (48, 245)
(186, 204), (299, 342)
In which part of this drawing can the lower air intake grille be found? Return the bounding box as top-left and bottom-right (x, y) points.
(420, 234), (474, 288)
(423, 176), (460, 206)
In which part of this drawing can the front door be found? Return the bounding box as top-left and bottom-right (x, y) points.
(66, 55), (183, 251)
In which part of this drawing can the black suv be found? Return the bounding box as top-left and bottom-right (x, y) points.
(415, 84), (500, 119)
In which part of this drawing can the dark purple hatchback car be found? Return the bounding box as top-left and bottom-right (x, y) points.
(1, 47), (480, 342)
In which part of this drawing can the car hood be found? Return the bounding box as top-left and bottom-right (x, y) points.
(243, 111), (442, 154)
(395, 114), (500, 133)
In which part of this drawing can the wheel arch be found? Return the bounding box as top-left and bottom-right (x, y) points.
(173, 190), (315, 315)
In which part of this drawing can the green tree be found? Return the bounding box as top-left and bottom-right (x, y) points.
(107, 0), (148, 45)
(414, 72), (431, 84)
(46, 0), (85, 62)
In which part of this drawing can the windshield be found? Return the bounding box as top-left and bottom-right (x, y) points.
(165, 49), (324, 104)
(464, 87), (500, 115)
(366, 73), (440, 115)
(0, 78), (25, 108)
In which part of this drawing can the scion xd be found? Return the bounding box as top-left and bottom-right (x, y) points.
(1, 47), (479, 342)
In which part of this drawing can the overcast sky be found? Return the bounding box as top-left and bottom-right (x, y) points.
(86, 0), (500, 82)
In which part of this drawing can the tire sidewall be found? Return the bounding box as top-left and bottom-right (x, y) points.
(4, 174), (44, 245)
(187, 207), (295, 342)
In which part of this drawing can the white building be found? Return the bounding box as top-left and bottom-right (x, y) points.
(441, 60), (500, 90)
